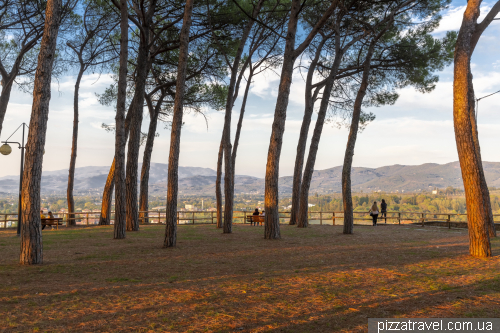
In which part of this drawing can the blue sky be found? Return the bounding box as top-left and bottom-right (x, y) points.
(1, 1), (499, 178)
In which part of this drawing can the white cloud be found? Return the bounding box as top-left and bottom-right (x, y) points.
(434, 4), (492, 33)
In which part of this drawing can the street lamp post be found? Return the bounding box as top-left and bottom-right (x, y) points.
(0, 123), (27, 236)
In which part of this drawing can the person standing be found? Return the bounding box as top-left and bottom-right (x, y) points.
(369, 201), (379, 226)
(380, 199), (387, 223)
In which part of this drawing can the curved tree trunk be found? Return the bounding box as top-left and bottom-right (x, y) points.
(264, 0), (301, 239)
(215, 140), (223, 228)
(113, 0), (129, 240)
(99, 103), (135, 225)
(342, 45), (375, 235)
(19, 0), (61, 265)
(99, 162), (115, 225)
(164, 0), (194, 247)
(139, 95), (164, 225)
(0, 79), (14, 137)
(67, 68), (84, 226)
(452, 0), (500, 257)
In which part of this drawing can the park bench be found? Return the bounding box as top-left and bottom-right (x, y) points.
(41, 218), (64, 230)
(246, 215), (264, 226)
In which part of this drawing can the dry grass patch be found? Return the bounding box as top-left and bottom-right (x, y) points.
(0, 224), (499, 332)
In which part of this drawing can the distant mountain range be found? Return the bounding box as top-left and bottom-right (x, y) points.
(2, 161), (500, 196)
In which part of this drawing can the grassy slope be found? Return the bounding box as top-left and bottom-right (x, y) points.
(1, 224), (499, 332)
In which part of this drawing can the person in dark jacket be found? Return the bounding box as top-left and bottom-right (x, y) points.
(251, 208), (260, 226)
(380, 199), (387, 223)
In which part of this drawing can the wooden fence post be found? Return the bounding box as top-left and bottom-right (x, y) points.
(192, 211), (195, 224)
(4, 214), (7, 228)
(398, 212), (401, 225)
(211, 211), (214, 224)
(421, 213), (425, 227)
(332, 212), (335, 225)
(448, 214), (451, 229)
(320, 211), (322, 225)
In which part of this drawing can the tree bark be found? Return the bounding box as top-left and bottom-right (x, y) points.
(342, 44), (376, 235)
(164, 0), (194, 247)
(66, 67), (84, 226)
(453, 0), (499, 257)
(19, 0), (61, 265)
(113, 0), (128, 240)
(139, 95), (164, 225)
(264, 0), (301, 239)
(289, 37), (327, 226)
(215, 139), (223, 228)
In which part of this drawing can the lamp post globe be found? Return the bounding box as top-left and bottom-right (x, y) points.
(0, 143), (12, 155)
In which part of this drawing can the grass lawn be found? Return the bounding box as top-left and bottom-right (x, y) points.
(1, 224), (500, 332)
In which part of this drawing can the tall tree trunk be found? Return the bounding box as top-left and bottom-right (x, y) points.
(342, 45), (375, 235)
(221, 0), (264, 234)
(164, 0), (194, 247)
(453, 0), (500, 257)
(99, 104), (135, 225)
(215, 140), (223, 228)
(289, 38), (327, 225)
(264, 0), (338, 238)
(19, 0), (61, 265)
(67, 67), (84, 226)
(126, 2), (154, 232)
(113, 0), (129, 240)
(139, 95), (164, 224)
(264, 0), (301, 239)
(468, 78), (496, 238)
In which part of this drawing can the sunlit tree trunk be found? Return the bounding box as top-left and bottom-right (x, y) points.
(19, 0), (61, 265)
(99, 106), (134, 225)
(164, 0), (194, 247)
(453, 0), (500, 257)
(113, 0), (129, 240)
(342, 45), (375, 235)
(264, 0), (301, 239)
(67, 67), (84, 226)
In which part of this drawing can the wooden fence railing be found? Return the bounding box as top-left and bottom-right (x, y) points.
(1, 210), (499, 229)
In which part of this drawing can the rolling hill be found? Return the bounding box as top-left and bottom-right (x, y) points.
(1, 161), (500, 196)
